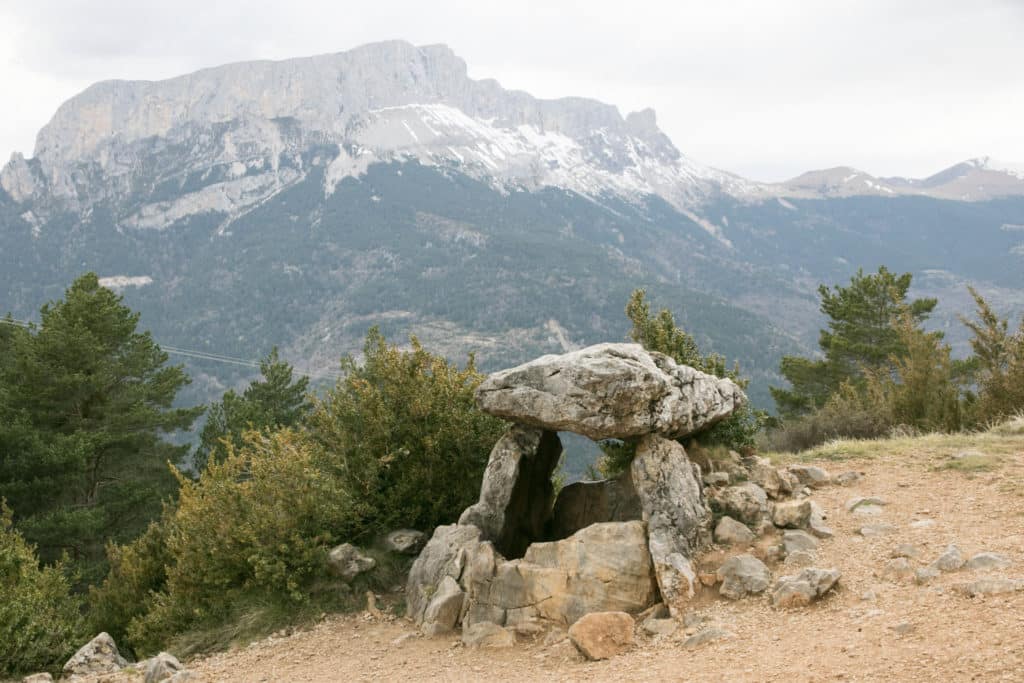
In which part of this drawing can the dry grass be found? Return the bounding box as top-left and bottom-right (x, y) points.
(764, 414), (1024, 469)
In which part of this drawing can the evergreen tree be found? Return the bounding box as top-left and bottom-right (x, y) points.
(194, 348), (311, 470)
(961, 286), (1024, 420)
(771, 266), (937, 417)
(0, 274), (201, 582)
(620, 290), (765, 455)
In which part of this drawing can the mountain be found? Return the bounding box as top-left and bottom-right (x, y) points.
(2, 40), (1023, 423)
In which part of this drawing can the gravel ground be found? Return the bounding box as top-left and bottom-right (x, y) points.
(183, 438), (1024, 682)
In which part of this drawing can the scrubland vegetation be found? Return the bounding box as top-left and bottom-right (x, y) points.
(2, 266), (1022, 676)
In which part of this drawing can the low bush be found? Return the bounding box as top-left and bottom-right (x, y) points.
(124, 429), (354, 654)
(307, 328), (505, 539)
(0, 503), (84, 676)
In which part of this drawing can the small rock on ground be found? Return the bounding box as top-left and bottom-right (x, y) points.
(683, 627), (733, 648)
(462, 622), (516, 648)
(965, 552), (1011, 571)
(568, 612), (635, 661)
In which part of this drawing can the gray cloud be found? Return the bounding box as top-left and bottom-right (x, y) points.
(1, 0), (1021, 180)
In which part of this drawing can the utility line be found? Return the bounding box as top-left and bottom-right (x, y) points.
(0, 317), (343, 381)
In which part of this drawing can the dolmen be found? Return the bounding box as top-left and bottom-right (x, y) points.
(406, 343), (746, 636)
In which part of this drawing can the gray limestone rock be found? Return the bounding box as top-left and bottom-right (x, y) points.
(421, 576), (465, 636)
(965, 552), (1011, 571)
(708, 482), (768, 526)
(771, 500), (812, 529)
(462, 622), (516, 648)
(771, 568), (841, 608)
(787, 465), (832, 489)
(62, 633), (128, 678)
(713, 516), (756, 546)
(717, 554), (771, 600)
(384, 529), (427, 555)
(782, 529), (819, 555)
(458, 426), (562, 559)
(327, 543), (376, 582)
(932, 544), (966, 572)
(474, 343), (745, 440)
(631, 435), (712, 614)
(406, 524), (484, 625)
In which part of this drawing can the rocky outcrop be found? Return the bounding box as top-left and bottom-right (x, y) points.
(458, 426), (562, 558)
(630, 434), (711, 615)
(62, 632), (128, 678)
(474, 343), (745, 440)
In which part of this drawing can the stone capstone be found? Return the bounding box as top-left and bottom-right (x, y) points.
(474, 343), (746, 441)
(62, 632), (128, 678)
(458, 425), (562, 558)
(630, 435), (711, 615)
(567, 611), (635, 660)
(327, 543), (376, 582)
(547, 469), (642, 541)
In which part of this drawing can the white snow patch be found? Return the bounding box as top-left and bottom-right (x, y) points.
(99, 275), (153, 290)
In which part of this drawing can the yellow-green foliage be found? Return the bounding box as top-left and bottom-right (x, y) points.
(308, 327), (505, 538)
(87, 510), (173, 649)
(0, 503), (84, 676)
(125, 429), (353, 653)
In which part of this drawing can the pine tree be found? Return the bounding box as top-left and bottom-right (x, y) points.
(193, 347), (311, 470)
(0, 273), (201, 582)
(960, 286), (1024, 420)
(771, 267), (937, 417)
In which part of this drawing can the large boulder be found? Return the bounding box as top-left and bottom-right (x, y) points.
(462, 521), (657, 628)
(63, 632), (128, 678)
(474, 343), (745, 441)
(568, 611), (635, 660)
(630, 434), (711, 615)
(547, 469), (642, 540)
(458, 426), (562, 558)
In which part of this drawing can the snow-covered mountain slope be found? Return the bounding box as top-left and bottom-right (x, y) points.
(0, 40), (759, 237)
(773, 157), (1024, 201)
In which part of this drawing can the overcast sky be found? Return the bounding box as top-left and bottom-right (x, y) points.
(1, 0), (1022, 181)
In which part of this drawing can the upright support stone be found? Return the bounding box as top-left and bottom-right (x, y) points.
(630, 434), (711, 616)
(547, 468), (642, 540)
(458, 426), (562, 558)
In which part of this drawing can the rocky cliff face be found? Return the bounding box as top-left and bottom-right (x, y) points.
(5, 41), (756, 233)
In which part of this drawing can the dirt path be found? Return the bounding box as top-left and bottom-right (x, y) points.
(189, 442), (1024, 682)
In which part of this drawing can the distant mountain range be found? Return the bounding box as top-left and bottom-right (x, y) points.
(2, 40), (1023, 421)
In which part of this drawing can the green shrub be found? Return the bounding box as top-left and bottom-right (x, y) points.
(0, 503), (84, 676)
(125, 429), (353, 653)
(307, 328), (505, 539)
(87, 509), (174, 651)
(759, 381), (893, 453)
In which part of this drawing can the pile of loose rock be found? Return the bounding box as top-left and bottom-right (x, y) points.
(405, 343), (846, 659)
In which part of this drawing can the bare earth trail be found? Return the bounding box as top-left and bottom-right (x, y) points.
(189, 440), (1024, 682)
